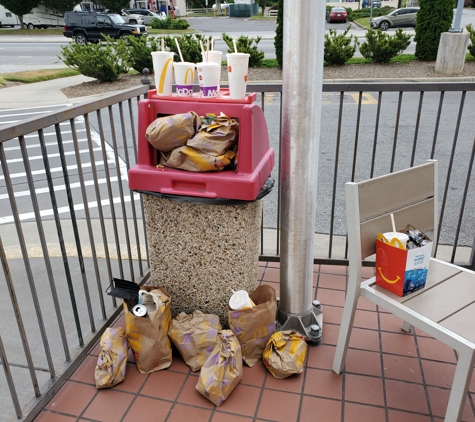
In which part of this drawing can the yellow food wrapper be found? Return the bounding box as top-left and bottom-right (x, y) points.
(228, 285), (277, 367)
(160, 145), (235, 172)
(262, 330), (308, 379)
(145, 111), (201, 152)
(168, 310), (222, 372)
(124, 287), (172, 374)
(196, 330), (243, 406)
(95, 327), (128, 388)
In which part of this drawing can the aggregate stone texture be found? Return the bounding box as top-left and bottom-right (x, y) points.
(143, 194), (262, 326)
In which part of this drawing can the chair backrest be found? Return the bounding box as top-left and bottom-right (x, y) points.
(345, 160), (438, 267)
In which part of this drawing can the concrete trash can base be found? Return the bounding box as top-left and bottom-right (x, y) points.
(144, 194), (262, 327)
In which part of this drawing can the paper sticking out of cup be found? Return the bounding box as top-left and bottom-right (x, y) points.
(174, 61), (195, 96)
(151, 51), (174, 96)
(229, 289), (254, 310)
(383, 232), (409, 250)
(196, 62), (220, 98)
(226, 53), (250, 100)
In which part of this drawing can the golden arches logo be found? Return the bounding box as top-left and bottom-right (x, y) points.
(158, 58), (173, 94)
(184, 68), (194, 84)
(377, 267), (401, 284)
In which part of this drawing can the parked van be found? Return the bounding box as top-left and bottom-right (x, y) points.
(22, 4), (64, 29)
(0, 5), (19, 27)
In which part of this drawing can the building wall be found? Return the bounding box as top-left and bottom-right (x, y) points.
(327, 0), (399, 10)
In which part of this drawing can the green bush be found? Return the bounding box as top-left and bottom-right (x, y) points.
(415, 0), (453, 61)
(150, 16), (190, 30)
(160, 34), (211, 63)
(360, 28), (412, 63)
(324, 26), (358, 65)
(350, 6), (394, 21)
(274, 0), (283, 67)
(59, 35), (129, 82)
(222, 33), (265, 67)
(115, 35), (159, 74)
(467, 23), (475, 57)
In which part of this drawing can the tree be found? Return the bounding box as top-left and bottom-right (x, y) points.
(98, 0), (131, 13)
(42, 0), (79, 13)
(414, 0), (454, 61)
(256, 0), (267, 15)
(274, 0), (283, 67)
(0, 0), (40, 27)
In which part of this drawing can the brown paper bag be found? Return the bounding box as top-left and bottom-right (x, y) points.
(124, 286), (172, 374)
(160, 146), (235, 172)
(95, 327), (128, 388)
(262, 330), (308, 379)
(146, 112), (201, 152)
(228, 285), (277, 367)
(168, 310), (222, 372)
(187, 113), (239, 156)
(196, 330), (243, 406)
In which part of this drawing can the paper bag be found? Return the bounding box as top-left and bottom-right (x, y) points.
(196, 330), (243, 406)
(123, 286), (172, 373)
(187, 113), (239, 156)
(160, 145), (235, 172)
(168, 310), (222, 371)
(228, 285), (277, 367)
(375, 227), (432, 297)
(146, 112), (201, 152)
(262, 330), (308, 379)
(94, 327), (128, 388)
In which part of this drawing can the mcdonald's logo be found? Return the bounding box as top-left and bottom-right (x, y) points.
(158, 58), (173, 94)
(184, 68), (194, 84)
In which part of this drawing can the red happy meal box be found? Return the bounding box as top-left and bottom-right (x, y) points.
(375, 229), (432, 297)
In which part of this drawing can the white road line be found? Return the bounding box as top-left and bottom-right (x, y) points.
(3, 137), (87, 152)
(0, 104), (71, 113)
(4, 147), (102, 164)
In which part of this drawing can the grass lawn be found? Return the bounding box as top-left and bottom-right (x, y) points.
(1, 68), (79, 83)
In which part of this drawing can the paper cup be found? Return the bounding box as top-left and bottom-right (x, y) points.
(206, 51), (222, 90)
(383, 232), (409, 248)
(196, 62), (220, 98)
(174, 61), (195, 97)
(229, 290), (253, 310)
(152, 51), (174, 96)
(226, 53), (250, 100)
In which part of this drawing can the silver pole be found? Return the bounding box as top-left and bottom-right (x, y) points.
(450, 0), (465, 33)
(277, 0), (325, 343)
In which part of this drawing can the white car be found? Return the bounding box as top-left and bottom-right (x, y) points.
(120, 10), (145, 25)
(212, 3), (230, 10)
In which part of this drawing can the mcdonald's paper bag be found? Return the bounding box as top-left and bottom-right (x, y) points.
(94, 327), (128, 388)
(375, 228), (432, 297)
(123, 287), (172, 373)
(160, 145), (235, 172)
(262, 330), (308, 379)
(168, 310), (222, 372)
(146, 112), (201, 152)
(196, 330), (243, 406)
(228, 285), (277, 367)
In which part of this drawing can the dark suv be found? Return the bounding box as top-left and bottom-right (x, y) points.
(63, 11), (147, 44)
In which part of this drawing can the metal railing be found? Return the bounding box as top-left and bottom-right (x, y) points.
(0, 80), (474, 421)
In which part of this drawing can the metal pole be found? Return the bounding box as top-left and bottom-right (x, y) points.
(277, 0), (325, 343)
(450, 0), (465, 33)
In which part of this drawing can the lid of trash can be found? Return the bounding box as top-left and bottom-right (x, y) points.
(106, 278), (140, 300)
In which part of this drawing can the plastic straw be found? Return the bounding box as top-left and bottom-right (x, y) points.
(206, 39), (210, 62)
(175, 38), (184, 62)
(211, 38), (214, 51)
(390, 213), (396, 233)
(231, 289), (239, 299)
(200, 40), (207, 62)
(161, 38), (164, 51)
(233, 38), (238, 53)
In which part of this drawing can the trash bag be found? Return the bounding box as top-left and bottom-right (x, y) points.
(95, 327), (128, 388)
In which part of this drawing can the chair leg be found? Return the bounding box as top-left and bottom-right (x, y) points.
(401, 321), (412, 332)
(444, 348), (475, 422)
(332, 283), (360, 374)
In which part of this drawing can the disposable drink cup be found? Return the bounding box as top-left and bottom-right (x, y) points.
(206, 51), (223, 90)
(196, 62), (220, 98)
(226, 53), (250, 100)
(229, 290), (253, 310)
(152, 51), (174, 96)
(383, 232), (409, 249)
(174, 61), (195, 97)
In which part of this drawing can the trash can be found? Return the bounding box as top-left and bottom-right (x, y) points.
(129, 91), (274, 325)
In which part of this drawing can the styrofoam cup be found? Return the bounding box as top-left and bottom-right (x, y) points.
(226, 53), (250, 99)
(229, 290), (253, 310)
(196, 62), (220, 98)
(206, 51), (223, 90)
(174, 61), (195, 97)
(383, 232), (409, 248)
(152, 51), (174, 96)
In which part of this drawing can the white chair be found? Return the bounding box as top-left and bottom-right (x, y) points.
(332, 160), (475, 422)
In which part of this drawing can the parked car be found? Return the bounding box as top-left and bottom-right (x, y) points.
(326, 7), (347, 23)
(367, 1), (381, 8)
(370, 7), (419, 31)
(125, 8), (166, 25)
(63, 11), (147, 44)
(120, 9), (145, 25)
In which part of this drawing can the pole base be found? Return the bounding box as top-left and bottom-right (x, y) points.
(276, 301), (323, 345)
